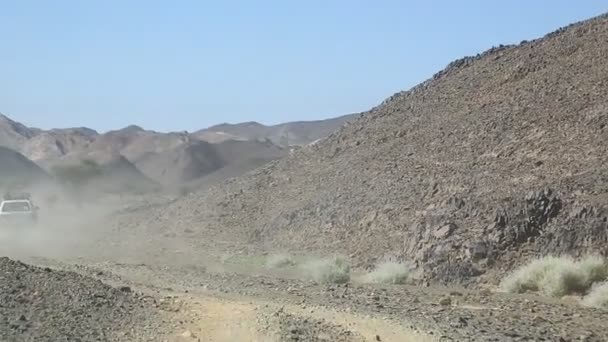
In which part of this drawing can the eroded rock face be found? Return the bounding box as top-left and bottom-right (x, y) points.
(487, 189), (562, 248)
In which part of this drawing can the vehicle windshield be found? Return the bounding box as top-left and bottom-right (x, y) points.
(1, 201), (31, 213)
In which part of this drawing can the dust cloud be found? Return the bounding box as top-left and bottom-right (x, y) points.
(0, 184), (124, 262)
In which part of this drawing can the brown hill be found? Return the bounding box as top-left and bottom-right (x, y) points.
(0, 114), (98, 162)
(51, 150), (158, 194)
(22, 128), (98, 163)
(191, 130), (246, 144)
(125, 13), (608, 285)
(135, 139), (285, 185)
(83, 126), (186, 161)
(193, 114), (357, 147)
(214, 139), (285, 165)
(1, 114), (347, 187)
(0, 114), (38, 150)
(134, 140), (224, 185)
(0, 146), (50, 189)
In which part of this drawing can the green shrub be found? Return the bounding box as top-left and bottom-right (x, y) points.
(364, 261), (413, 285)
(302, 256), (351, 284)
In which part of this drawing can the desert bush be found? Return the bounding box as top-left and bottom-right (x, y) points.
(500, 256), (567, 294)
(265, 253), (296, 269)
(583, 282), (608, 309)
(364, 260), (413, 285)
(538, 261), (587, 297)
(579, 255), (608, 287)
(302, 256), (351, 284)
(500, 255), (608, 298)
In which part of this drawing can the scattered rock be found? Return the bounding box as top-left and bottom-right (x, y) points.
(181, 330), (196, 339)
(439, 297), (452, 306)
(0, 257), (167, 342)
(433, 223), (457, 239)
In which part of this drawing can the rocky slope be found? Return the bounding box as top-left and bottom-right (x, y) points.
(0, 114), (39, 151)
(21, 128), (98, 163)
(0, 257), (168, 341)
(51, 150), (159, 194)
(121, 13), (608, 285)
(134, 140), (224, 185)
(0, 146), (50, 188)
(133, 139), (284, 186)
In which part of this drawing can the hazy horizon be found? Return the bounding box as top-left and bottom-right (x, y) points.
(2, 1), (606, 132)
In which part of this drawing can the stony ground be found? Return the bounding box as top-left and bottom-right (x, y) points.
(1, 196), (607, 341)
(0, 257), (169, 342)
(4, 196), (607, 341)
(17, 252), (605, 342)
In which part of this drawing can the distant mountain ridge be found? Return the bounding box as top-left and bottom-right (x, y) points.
(0, 112), (355, 186)
(194, 114), (358, 146)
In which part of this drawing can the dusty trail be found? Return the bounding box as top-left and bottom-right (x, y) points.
(2, 198), (607, 341)
(27, 257), (435, 342)
(1, 205), (432, 342)
(169, 295), (429, 342)
(26, 255), (607, 342)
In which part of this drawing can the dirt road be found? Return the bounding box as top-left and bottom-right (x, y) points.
(168, 295), (430, 342)
(2, 200), (607, 341)
(19, 254), (604, 342)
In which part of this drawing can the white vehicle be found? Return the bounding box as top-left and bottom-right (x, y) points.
(0, 199), (38, 226)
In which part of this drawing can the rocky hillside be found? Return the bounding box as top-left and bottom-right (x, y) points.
(0, 114), (39, 150)
(21, 128), (98, 163)
(51, 150), (159, 194)
(124, 13), (608, 285)
(134, 140), (224, 185)
(0, 146), (50, 188)
(132, 138), (284, 185)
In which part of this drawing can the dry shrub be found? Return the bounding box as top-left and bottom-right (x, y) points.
(583, 282), (608, 309)
(364, 261), (414, 285)
(265, 253), (296, 269)
(301, 256), (351, 284)
(500, 255), (607, 298)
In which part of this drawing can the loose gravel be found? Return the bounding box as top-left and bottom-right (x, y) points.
(0, 257), (168, 342)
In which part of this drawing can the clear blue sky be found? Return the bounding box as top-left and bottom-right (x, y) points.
(1, 1), (605, 132)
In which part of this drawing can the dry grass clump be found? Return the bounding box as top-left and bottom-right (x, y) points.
(265, 253), (296, 269)
(301, 256), (351, 284)
(364, 260), (414, 285)
(500, 255), (607, 298)
(583, 282), (608, 309)
(579, 255), (608, 286)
